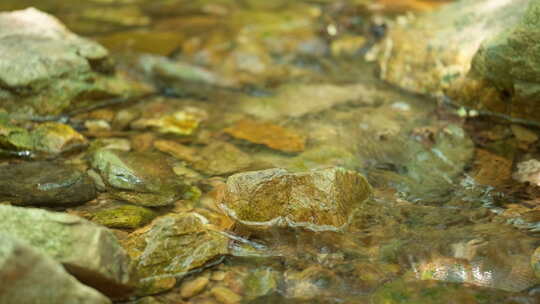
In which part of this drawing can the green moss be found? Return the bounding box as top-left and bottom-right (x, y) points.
(93, 205), (157, 229)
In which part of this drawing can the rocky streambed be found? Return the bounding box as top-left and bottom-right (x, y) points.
(0, 1), (540, 303)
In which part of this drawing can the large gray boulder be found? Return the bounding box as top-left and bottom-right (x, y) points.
(0, 205), (132, 299)
(0, 234), (111, 304)
(221, 167), (372, 231)
(0, 8), (142, 116)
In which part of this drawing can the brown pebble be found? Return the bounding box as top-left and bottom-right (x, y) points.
(181, 276), (210, 298)
(210, 286), (242, 304)
(211, 271), (226, 281)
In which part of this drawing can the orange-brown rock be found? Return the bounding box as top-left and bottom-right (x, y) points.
(224, 119), (305, 153)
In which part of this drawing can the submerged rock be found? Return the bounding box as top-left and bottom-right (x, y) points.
(90, 149), (186, 207)
(0, 113), (87, 155)
(0, 234), (111, 304)
(239, 83), (374, 120)
(224, 119), (306, 153)
(221, 167), (372, 231)
(0, 161), (96, 206)
(0, 8), (143, 116)
(192, 141), (253, 176)
(371, 279), (525, 304)
(92, 205), (158, 229)
(122, 212), (229, 295)
(130, 107), (207, 136)
(0, 205), (131, 299)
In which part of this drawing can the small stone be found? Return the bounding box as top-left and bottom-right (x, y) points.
(513, 159), (540, 186)
(211, 271), (227, 281)
(154, 140), (197, 163)
(180, 276), (210, 298)
(0, 115), (87, 155)
(192, 141), (253, 176)
(511, 125), (538, 144)
(90, 149), (186, 207)
(92, 205), (158, 229)
(131, 108), (207, 136)
(224, 119), (306, 153)
(211, 286), (242, 304)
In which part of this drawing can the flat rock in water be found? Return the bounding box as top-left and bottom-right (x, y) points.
(0, 8), (143, 116)
(224, 119), (306, 153)
(122, 212), (229, 296)
(90, 149), (186, 207)
(0, 161), (96, 206)
(192, 141), (253, 176)
(0, 233), (111, 304)
(221, 167), (372, 231)
(0, 205), (132, 299)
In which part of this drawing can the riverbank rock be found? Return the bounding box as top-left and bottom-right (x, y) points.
(122, 212), (229, 295)
(90, 149), (186, 206)
(221, 167), (372, 231)
(0, 161), (96, 206)
(374, 0), (540, 123)
(0, 8), (143, 116)
(0, 234), (111, 304)
(0, 205), (132, 299)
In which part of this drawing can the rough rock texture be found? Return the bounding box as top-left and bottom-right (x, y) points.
(532, 246), (540, 280)
(462, 0), (540, 122)
(0, 205), (132, 299)
(224, 119), (306, 153)
(0, 8), (141, 116)
(374, 0), (540, 123)
(0, 234), (111, 304)
(90, 149), (186, 206)
(221, 167), (372, 231)
(0, 161), (96, 206)
(122, 212), (229, 295)
(92, 205), (158, 229)
(192, 141), (253, 176)
(0, 113), (88, 155)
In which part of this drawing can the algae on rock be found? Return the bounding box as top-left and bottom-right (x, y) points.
(90, 149), (187, 207)
(222, 167), (372, 231)
(122, 212), (229, 295)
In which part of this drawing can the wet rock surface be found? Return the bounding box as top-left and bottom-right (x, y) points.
(90, 149), (186, 206)
(0, 233), (111, 304)
(0, 205), (132, 299)
(122, 212), (229, 295)
(222, 167), (372, 231)
(92, 205), (158, 229)
(375, 0), (540, 124)
(0, 8), (142, 116)
(0, 113), (88, 156)
(0, 161), (96, 206)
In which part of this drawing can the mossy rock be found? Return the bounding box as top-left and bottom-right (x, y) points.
(92, 205), (158, 229)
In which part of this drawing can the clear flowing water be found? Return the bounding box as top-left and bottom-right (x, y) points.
(2, 1), (539, 303)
